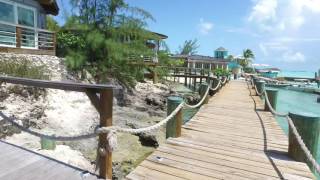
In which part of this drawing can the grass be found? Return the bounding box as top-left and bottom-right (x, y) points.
(0, 57), (51, 80)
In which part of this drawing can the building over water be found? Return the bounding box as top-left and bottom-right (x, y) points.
(172, 54), (229, 70)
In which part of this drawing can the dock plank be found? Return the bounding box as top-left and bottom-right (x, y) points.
(0, 140), (99, 180)
(127, 80), (314, 179)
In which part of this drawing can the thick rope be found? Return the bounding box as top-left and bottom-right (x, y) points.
(98, 103), (184, 134)
(221, 77), (228, 85)
(264, 92), (288, 117)
(286, 116), (320, 173)
(0, 112), (98, 141)
(254, 84), (264, 96)
(249, 78), (320, 174)
(184, 81), (212, 109)
(210, 79), (221, 91)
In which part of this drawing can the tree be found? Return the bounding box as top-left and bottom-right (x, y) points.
(178, 39), (199, 55)
(227, 55), (234, 62)
(242, 49), (255, 67)
(46, 16), (60, 31)
(64, 0), (158, 87)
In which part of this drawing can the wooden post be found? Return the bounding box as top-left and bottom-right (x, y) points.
(99, 89), (113, 179)
(252, 77), (258, 89)
(52, 32), (56, 55)
(184, 69), (187, 86)
(288, 112), (320, 169)
(193, 77), (196, 91)
(166, 96), (183, 138)
(16, 27), (21, 48)
(152, 69), (158, 84)
(265, 89), (278, 111)
(199, 83), (209, 104)
(255, 80), (265, 96)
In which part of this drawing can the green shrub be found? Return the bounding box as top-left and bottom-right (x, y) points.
(56, 31), (86, 57)
(0, 58), (50, 80)
(213, 68), (230, 77)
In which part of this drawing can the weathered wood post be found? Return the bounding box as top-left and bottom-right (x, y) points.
(255, 80), (265, 96)
(264, 89), (278, 111)
(16, 27), (21, 48)
(199, 83), (209, 104)
(252, 77), (257, 89)
(99, 89), (113, 179)
(166, 96), (183, 138)
(52, 32), (57, 55)
(152, 69), (158, 84)
(288, 112), (320, 168)
(184, 68), (187, 86)
(193, 77), (196, 91)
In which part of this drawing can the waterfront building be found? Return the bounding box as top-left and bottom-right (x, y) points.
(172, 54), (229, 71)
(256, 68), (280, 78)
(0, 0), (59, 55)
(214, 47), (228, 59)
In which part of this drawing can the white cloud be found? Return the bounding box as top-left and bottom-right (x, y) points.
(248, 0), (320, 32)
(282, 51), (305, 63)
(198, 18), (213, 35)
(248, 0), (278, 23)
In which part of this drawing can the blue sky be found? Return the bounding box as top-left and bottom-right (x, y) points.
(54, 0), (320, 72)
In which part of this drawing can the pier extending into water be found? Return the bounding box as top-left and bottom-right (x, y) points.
(0, 74), (317, 179)
(127, 80), (314, 179)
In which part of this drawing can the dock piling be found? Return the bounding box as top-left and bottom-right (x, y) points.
(166, 96), (183, 138)
(265, 89), (278, 111)
(255, 80), (265, 96)
(288, 112), (320, 168)
(199, 83), (209, 104)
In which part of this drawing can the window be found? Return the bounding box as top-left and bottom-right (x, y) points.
(18, 6), (35, 27)
(196, 63), (202, 68)
(0, 1), (14, 23)
(0, 0), (37, 48)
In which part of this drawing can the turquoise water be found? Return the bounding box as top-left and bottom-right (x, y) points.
(268, 87), (320, 177)
(171, 83), (199, 123)
(278, 71), (317, 79)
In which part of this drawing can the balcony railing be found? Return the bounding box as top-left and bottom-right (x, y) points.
(0, 21), (56, 53)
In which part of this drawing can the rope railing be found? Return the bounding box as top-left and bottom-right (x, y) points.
(250, 78), (320, 174)
(0, 78), (223, 149)
(210, 79), (221, 91)
(184, 81), (212, 109)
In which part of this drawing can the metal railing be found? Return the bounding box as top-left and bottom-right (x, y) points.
(0, 20), (55, 51)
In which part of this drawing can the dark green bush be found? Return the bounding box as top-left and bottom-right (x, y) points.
(56, 31), (86, 57)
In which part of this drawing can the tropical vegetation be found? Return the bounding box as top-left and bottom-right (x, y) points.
(51, 0), (174, 87)
(178, 39), (199, 55)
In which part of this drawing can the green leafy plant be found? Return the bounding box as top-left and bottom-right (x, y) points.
(213, 68), (230, 77)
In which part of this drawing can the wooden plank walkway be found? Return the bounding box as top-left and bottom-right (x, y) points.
(127, 80), (314, 180)
(0, 140), (99, 180)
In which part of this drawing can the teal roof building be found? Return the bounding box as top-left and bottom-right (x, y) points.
(214, 47), (228, 59)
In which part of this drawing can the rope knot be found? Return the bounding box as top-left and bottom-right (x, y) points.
(106, 130), (117, 152)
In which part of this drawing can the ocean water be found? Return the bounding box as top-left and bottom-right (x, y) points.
(267, 87), (320, 176)
(278, 71), (317, 79)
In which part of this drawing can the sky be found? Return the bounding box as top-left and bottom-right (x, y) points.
(54, 0), (320, 72)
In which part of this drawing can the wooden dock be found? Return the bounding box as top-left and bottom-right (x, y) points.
(127, 80), (314, 179)
(0, 140), (99, 180)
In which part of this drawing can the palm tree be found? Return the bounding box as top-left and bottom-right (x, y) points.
(178, 39), (200, 55)
(227, 55), (235, 62)
(242, 49), (255, 67)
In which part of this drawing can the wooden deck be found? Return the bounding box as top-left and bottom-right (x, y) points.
(0, 140), (99, 180)
(127, 80), (314, 180)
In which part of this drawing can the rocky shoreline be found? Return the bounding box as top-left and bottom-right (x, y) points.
(0, 53), (177, 179)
